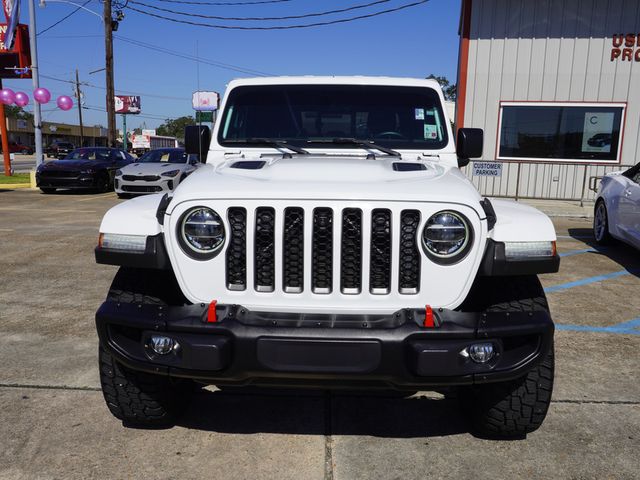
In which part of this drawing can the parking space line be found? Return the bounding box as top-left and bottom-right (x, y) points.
(557, 234), (594, 239)
(544, 269), (635, 293)
(559, 248), (601, 258)
(75, 193), (116, 202)
(557, 317), (640, 335)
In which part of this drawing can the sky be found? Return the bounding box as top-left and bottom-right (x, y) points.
(4, 0), (461, 131)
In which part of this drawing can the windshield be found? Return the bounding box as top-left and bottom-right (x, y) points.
(65, 149), (111, 161)
(218, 84), (449, 151)
(57, 143), (73, 148)
(137, 149), (188, 164)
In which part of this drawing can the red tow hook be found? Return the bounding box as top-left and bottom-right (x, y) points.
(423, 305), (435, 328)
(207, 300), (218, 323)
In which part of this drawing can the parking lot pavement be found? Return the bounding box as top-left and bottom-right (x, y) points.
(0, 190), (638, 479)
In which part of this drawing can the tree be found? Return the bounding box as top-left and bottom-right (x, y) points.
(3, 105), (34, 123)
(426, 75), (457, 101)
(156, 116), (196, 140)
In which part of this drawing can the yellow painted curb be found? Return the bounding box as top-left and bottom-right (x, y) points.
(30, 170), (37, 188)
(0, 183), (32, 189)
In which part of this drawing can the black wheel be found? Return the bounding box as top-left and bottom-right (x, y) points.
(97, 172), (111, 193)
(40, 187), (56, 194)
(99, 268), (193, 427)
(117, 193), (130, 199)
(594, 200), (612, 245)
(457, 276), (554, 438)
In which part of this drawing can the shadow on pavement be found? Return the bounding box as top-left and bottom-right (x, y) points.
(568, 228), (640, 279)
(177, 389), (468, 438)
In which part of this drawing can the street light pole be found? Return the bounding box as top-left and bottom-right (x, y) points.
(29, 0), (44, 167)
(103, 0), (116, 147)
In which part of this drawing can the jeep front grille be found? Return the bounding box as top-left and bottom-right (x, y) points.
(340, 208), (363, 294)
(226, 207), (247, 291)
(283, 207), (304, 293)
(225, 206), (422, 295)
(254, 207), (275, 292)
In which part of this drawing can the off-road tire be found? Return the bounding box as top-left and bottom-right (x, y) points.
(40, 187), (56, 194)
(99, 267), (193, 426)
(458, 275), (554, 438)
(594, 200), (612, 245)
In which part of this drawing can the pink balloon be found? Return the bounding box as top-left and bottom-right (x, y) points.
(33, 87), (51, 104)
(0, 88), (16, 105)
(14, 91), (29, 107)
(56, 95), (73, 111)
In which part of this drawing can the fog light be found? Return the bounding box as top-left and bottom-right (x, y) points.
(148, 335), (177, 355)
(466, 343), (495, 364)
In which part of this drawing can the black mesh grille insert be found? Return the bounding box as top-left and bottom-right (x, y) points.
(312, 208), (333, 293)
(226, 207), (247, 290)
(370, 209), (392, 293)
(283, 207), (304, 293)
(399, 210), (421, 293)
(340, 209), (362, 293)
(254, 207), (275, 291)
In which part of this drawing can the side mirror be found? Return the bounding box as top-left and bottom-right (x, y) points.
(456, 128), (483, 168)
(184, 125), (211, 162)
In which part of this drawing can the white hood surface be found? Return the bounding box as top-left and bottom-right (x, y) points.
(171, 155), (482, 210)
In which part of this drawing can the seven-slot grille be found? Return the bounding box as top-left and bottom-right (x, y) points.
(225, 206), (422, 295)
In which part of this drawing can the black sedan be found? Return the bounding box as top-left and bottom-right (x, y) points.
(36, 147), (135, 194)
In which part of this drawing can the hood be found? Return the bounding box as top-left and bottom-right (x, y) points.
(121, 162), (187, 175)
(41, 159), (109, 170)
(170, 155), (481, 207)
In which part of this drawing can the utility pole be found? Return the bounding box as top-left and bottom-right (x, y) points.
(29, 0), (44, 167)
(75, 69), (84, 147)
(103, 0), (116, 147)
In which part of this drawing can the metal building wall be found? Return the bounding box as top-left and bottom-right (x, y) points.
(459, 0), (640, 201)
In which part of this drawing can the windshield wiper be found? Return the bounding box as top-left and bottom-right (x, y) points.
(226, 138), (309, 155)
(306, 138), (400, 157)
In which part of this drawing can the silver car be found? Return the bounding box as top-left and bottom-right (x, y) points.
(114, 148), (200, 198)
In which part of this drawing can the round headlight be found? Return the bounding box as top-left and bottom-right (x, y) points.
(422, 211), (472, 264)
(178, 207), (225, 259)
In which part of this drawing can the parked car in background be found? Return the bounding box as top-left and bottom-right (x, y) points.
(1, 141), (34, 154)
(594, 161), (640, 249)
(36, 147), (134, 194)
(114, 148), (200, 198)
(46, 141), (75, 159)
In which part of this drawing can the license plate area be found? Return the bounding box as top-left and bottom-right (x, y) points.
(256, 337), (381, 374)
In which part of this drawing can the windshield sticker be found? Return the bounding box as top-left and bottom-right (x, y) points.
(414, 108), (425, 120)
(424, 124), (438, 139)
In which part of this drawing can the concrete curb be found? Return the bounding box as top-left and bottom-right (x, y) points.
(0, 183), (32, 189)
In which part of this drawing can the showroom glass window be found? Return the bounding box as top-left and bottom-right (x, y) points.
(218, 84), (449, 150)
(498, 103), (625, 163)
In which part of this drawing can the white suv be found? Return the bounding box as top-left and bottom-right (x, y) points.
(94, 77), (559, 438)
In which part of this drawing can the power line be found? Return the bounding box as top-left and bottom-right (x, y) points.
(114, 35), (272, 76)
(125, 0), (430, 30)
(38, 0), (94, 36)
(128, 0), (393, 21)
(154, 0), (294, 5)
(41, 74), (190, 101)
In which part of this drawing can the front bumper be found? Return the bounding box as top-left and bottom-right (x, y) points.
(36, 172), (100, 189)
(96, 301), (554, 390)
(114, 177), (176, 194)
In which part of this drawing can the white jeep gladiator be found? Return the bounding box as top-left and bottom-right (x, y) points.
(95, 77), (559, 438)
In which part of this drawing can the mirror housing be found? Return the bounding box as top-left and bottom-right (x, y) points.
(456, 128), (483, 168)
(185, 125), (211, 162)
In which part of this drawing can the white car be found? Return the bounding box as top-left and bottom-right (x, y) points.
(94, 77), (559, 438)
(114, 148), (200, 198)
(594, 162), (640, 248)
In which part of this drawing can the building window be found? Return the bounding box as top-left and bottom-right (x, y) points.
(497, 102), (626, 164)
